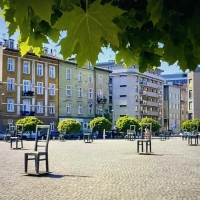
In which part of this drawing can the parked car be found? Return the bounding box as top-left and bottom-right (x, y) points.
(0, 131), (6, 140)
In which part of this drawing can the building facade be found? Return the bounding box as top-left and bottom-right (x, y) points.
(187, 69), (200, 119)
(162, 73), (187, 85)
(163, 85), (181, 133)
(58, 61), (111, 132)
(0, 41), (59, 131)
(97, 62), (164, 126)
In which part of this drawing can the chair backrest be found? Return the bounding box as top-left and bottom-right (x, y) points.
(9, 126), (16, 136)
(16, 124), (24, 137)
(34, 125), (50, 152)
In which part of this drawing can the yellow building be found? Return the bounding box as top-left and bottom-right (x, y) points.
(0, 40), (59, 131)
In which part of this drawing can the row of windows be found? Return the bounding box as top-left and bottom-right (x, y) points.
(169, 113), (179, 120)
(7, 99), (55, 114)
(7, 58), (56, 78)
(66, 69), (103, 84)
(7, 78), (56, 95)
(170, 103), (180, 109)
(169, 93), (180, 99)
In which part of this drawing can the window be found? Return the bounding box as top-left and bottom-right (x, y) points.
(189, 79), (193, 84)
(49, 102), (55, 114)
(66, 69), (71, 80)
(37, 82), (43, 94)
(78, 88), (82, 97)
(170, 93), (172, 98)
(66, 85), (71, 96)
(173, 104), (176, 109)
(177, 94), (179, 100)
(170, 103), (172, 108)
(23, 61), (30, 74)
(88, 74), (93, 83)
(49, 84), (55, 95)
(23, 80), (31, 92)
(88, 103), (92, 115)
(7, 78), (15, 91)
(120, 95), (127, 97)
(7, 99), (14, 112)
(88, 89), (93, 99)
(176, 114), (179, 119)
(120, 85), (126, 87)
(170, 113), (172, 119)
(49, 66), (55, 78)
(189, 102), (193, 110)
(78, 104), (82, 114)
(37, 63), (43, 76)
(66, 103), (71, 114)
(99, 75), (102, 84)
(97, 106), (102, 115)
(135, 85), (138, 92)
(36, 101), (43, 113)
(7, 58), (15, 71)
(189, 90), (193, 98)
(78, 71), (82, 82)
(174, 94), (176, 99)
(120, 105), (127, 107)
(176, 104), (179, 109)
(135, 105), (138, 111)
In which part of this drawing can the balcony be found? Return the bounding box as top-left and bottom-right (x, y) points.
(20, 111), (35, 116)
(147, 82), (162, 89)
(139, 90), (147, 95)
(146, 91), (158, 98)
(148, 111), (159, 116)
(22, 90), (34, 98)
(140, 80), (147, 85)
(97, 96), (107, 104)
(147, 101), (159, 107)
(140, 110), (148, 115)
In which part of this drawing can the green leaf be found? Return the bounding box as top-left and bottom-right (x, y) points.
(7, 21), (18, 37)
(28, 0), (55, 23)
(54, 0), (124, 66)
(147, 0), (163, 25)
(48, 28), (60, 43)
(115, 47), (139, 67)
(138, 51), (161, 72)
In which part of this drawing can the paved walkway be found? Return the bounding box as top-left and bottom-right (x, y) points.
(0, 138), (200, 200)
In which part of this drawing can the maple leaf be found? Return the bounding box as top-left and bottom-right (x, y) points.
(147, 0), (163, 25)
(54, 0), (124, 66)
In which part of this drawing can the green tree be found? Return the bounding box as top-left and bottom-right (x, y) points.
(15, 116), (43, 132)
(1, 0), (200, 72)
(89, 117), (112, 133)
(116, 115), (139, 132)
(57, 119), (81, 134)
(181, 119), (200, 132)
(139, 117), (161, 133)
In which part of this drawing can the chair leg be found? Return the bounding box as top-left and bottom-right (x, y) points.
(46, 154), (49, 172)
(10, 139), (12, 148)
(21, 140), (23, 148)
(24, 154), (28, 172)
(35, 155), (40, 174)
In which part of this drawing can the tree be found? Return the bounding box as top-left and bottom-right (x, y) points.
(57, 119), (81, 134)
(139, 117), (161, 133)
(116, 115), (139, 132)
(89, 117), (112, 133)
(1, 0), (200, 72)
(15, 116), (43, 138)
(181, 119), (200, 132)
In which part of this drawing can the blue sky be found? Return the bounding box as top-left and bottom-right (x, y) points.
(0, 18), (183, 74)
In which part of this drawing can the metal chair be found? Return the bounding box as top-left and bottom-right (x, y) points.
(24, 125), (50, 175)
(10, 124), (24, 149)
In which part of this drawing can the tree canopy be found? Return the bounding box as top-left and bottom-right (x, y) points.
(116, 115), (139, 132)
(139, 117), (161, 132)
(57, 119), (81, 134)
(89, 117), (112, 132)
(1, 0), (200, 72)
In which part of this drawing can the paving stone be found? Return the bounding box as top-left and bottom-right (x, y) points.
(0, 138), (200, 199)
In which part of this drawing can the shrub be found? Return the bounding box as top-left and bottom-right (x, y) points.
(116, 115), (139, 132)
(57, 119), (81, 134)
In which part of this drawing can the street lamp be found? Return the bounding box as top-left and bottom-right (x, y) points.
(0, 82), (3, 131)
(111, 110), (115, 129)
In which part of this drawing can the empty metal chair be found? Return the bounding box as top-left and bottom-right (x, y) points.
(10, 124), (24, 149)
(24, 125), (50, 175)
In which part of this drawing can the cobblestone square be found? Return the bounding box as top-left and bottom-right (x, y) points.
(0, 138), (200, 200)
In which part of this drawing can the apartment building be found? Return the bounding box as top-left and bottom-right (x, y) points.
(163, 85), (181, 133)
(58, 61), (111, 132)
(162, 73), (187, 85)
(0, 40), (59, 131)
(97, 61), (164, 125)
(187, 68), (200, 119)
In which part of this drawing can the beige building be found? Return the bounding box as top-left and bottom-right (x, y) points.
(97, 62), (164, 126)
(180, 84), (188, 123)
(59, 61), (111, 132)
(163, 85), (181, 133)
(187, 69), (200, 119)
(0, 39), (59, 131)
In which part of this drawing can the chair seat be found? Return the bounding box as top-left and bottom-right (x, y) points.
(25, 151), (47, 156)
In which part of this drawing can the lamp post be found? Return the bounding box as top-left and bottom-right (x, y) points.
(111, 110), (115, 128)
(0, 82), (3, 131)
